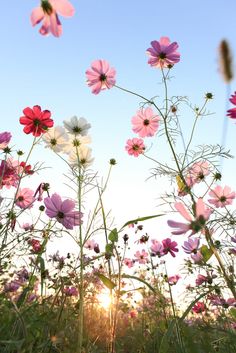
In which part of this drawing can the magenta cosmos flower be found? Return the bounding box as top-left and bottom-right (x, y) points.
(44, 193), (83, 229)
(31, 0), (75, 37)
(20, 105), (54, 137)
(0, 132), (12, 150)
(227, 91), (236, 119)
(85, 60), (116, 94)
(125, 138), (145, 157)
(208, 185), (235, 208)
(146, 37), (180, 68)
(16, 188), (35, 209)
(162, 238), (179, 257)
(167, 198), (211, 236)
(131, 107), (160, 138)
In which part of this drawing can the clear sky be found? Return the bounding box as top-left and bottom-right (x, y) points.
(1, 0), (236, 232)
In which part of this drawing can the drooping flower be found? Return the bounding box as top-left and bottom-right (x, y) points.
(63, 116), (91, 136)
(0, 132), (12, 150)
(182, 237), (200, 254)
(20, 105), (54, 137)
(208, 185), (235, 208)
(134, 249), (149, 264)
(42, 126), (69, 152)
(162, 238), (179, 257)
(0, 159), (19, 189)
(19, 162), (34, 175)
(167, 198), (211, 236)
(131, 107), (160, 138)
(85, 60), (116, 94)
(150, 239), (164, 257)
(16, 188), (35, 209)
(44, 193), (83, 229)
(146, 37), (180, 68)
(125, 138), (145, 157)
(34, 183), (50, 201)
(31, 0), (75, 37)
(195, 274), (208, 286)
(168, 274), (181, 285)
(227, 92), (236, 119)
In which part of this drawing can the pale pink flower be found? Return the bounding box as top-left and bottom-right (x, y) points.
(125, 138), (145, 157)
(84, 239), (99, 253)
(208, 185), (235, 208)
(86, 60), (116, 94)
(16, 188), (35, 209)
(185, 161), (210, 187)
(191, 251), (203, 264)
(31, 0), (75, 37)
(167, 198), (211, 236)
(168, 274), (181, 285)
(182, 237), (200, 254)
(150, 239), (164, 257)
(44, 193), (83, 229)
(123, 258), (134, 268)
(146, 37), (180, 68)
(0, 132), (12, 150)
(131, 107), (160, 138)
(134, 249), (148, 264)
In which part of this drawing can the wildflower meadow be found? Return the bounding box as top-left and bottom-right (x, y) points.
(1, 1), (236, 353)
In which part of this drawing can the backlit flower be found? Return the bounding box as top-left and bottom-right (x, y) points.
(125, 138), (145, 157)
(168, 274), (181, 285)
(192, 301), (206, 314)
(131, 107), (160, 138)
(134, 249), (148, 264)
(86, 60), (116, 94)
(208, 185), (235, 208)
(150, 239), (164, 257)
(162, 238), (179, 257)
(42, 126), (69, 152)
(20, 105), (54, 137)
(146, 37), (180, 68)
(31, 0), (75, 37)
(167, 198), (211, 236)
(63, 116), (91, 136)
(0, 132), (12, 150)
(44, 193), (83, 229)
(69, 146), (94, 168)
(62, 135), (91, 154)
(182, 237), (200, 254)
(123, 258), (134, 268)
(16, 188), (35, 209)
(0, 159), (19, 189)
(185, 161), (210, 187)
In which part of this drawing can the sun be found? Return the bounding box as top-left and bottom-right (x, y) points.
(97, 291), (112, 310)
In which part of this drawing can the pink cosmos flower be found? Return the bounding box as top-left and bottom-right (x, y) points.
(64, 286), (78, 296)
(123, 258), (134, 268)
(0, 159), (20, 189)
(162, 238), (179, 257)
(182, 237), (200, 254)
(167, 198), (211, 236)
(191, 251), (203, 264)
(44, 193), (83, 229)
(0, 132), (12, 150)
(85, 60), (116, 94)
(131, 107), (160, 138)
(31, 0), (75, 37)
(209, 295), (236, 308)
(195, 274), (208, 286)
(192, 301), (206, 314)
(28, 238), (42, 253)
(125, 138), (145, 157)
(168, 274), (181, 285)
(20, 105), (54, 137)
(208, 185), (235, 208)
(16, 188), (35, 209)
(185, 161), (210, 188)
(146, 37), (180, 68)
(134, 249), (148, 264)
(227, 91), (236, 119)
(84, 239), (99, 253)
(150, 239), (164, 257)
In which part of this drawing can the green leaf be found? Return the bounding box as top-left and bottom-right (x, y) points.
(121, 274), (156, 293)
(105, 243), (114, 254)
(108, 228), (118, 243)
(229, 307), (236, 319)
(200, 245), (213, 262)
(97, 274), (116, 290)
(121, 214), (163, 230)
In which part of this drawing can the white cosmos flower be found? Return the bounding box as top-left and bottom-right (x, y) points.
(42, 126), (69, 153)
(62, 135), (92, 154)
(69, 146), (94, 169)
(63, 116), (91, 136)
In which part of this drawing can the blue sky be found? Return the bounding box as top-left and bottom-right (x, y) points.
(1, 0), (236, 229)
